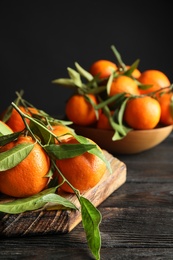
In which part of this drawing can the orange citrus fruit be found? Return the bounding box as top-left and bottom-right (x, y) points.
(50, 124), (74, 141)
(65, 94), (99, 126)
(97, 112), (113, 130)
(0, 135), (50, 198)
(138, 69), (171, 95)
(1, 106), (38, 132)
(89, 59), (117, 79)
(157, 92), (173, 125)
(55, 137), (106, 193)
(109, 75), (140, 97)
(123, 96), (161, 130)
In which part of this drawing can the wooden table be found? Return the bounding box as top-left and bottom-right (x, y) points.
(0, 132), (173, 259)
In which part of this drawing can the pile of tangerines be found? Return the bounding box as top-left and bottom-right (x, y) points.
(52, 45), (173, 140)
(0, 94), (108, 199)
(0, 97), (106, 259)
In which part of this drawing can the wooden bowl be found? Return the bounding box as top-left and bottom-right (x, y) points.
(72, 124), (173, 154)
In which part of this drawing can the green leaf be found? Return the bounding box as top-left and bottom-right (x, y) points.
(75, 62), (94, 81)
(0, 121), (13, 135)
(106, 72), (114, 96)
(123, 59), (140, 77)
(0, 187), (57, 214)
(51, 78), (76, 88)
(42, 193), (78, 211)
(67, 67), (83, 88)
(0, 187), (77, 214)
(80, 196), (102, 260)
(0, 132), (21, 146)
(111, 45), (126, 70)
(44, 143), (97, 159)
(0, 142), (34, 171)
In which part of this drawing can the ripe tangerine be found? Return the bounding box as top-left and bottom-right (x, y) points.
(124, 96), (161, 130)
(89, 59), (117, 79)
(65, 94), (99, 126)
(0, 135), (50, 198)
(55, 137), (106, 193)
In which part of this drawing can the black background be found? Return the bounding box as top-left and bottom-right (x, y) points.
(0, 1), (172, 117)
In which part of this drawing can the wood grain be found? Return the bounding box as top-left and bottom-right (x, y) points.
(0, 150), (126, 237)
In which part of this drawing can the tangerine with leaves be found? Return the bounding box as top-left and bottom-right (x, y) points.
(0, 135), (50, 198)
(138, 69), (171, 95)
(89, 59), (117, 79)
(157, 92), (173, 125)
(124, 96), (161, 130)
(55, 137), (106, 193)
(65, 94), (99, 126)
(108, 75), (140, 97)
(1, 106), (38, 132)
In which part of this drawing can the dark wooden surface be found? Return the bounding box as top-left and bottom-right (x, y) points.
(0, 132), (173, 260)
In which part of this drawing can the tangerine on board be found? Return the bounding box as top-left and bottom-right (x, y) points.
(89, 59), (117, 79)
(55, 137), (106, 193)
(50, 124), (74, 141)
(157, 92), (173, 125)
(108, 75), (140, 97)
(65, 94), (99, 126)
(123, 96), (161, 130)
(1, 106), (38, 132)
(138, 69), (171, 95)
(0, 135), (50, 198)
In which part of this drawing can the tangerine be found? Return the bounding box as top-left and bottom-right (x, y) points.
(1, 106), (38, 132)
(89, 59), (117, 79)
(0, 135), (50, 197)
(50, 124), (74, 141)
(138, 69), (170, 95)
(157, 92), (173, 125)
(55, 137), (106, 193)
(65, 94), (99, 126)
(108, 75), (140, 97)
(124, 96), (161, 130)
(97, 112), (113, 130)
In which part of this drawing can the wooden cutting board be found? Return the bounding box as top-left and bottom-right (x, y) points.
(0, 150), (126, 237)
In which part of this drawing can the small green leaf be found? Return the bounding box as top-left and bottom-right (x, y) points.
(0, 132), (21, 146)
(111, 45), (126, 70)
(42, 193), (78, 211)
(80, 196), (102, 260)
(106, 72), (114, 96)
(67, 67), (83, 88)
(51, 78), (76, 88)
(45, 143), (96, 159)
(0, 121), (13, 135)
(123, 59), (140, 77)
(0, 142), (34, 171)
(75, 62), (94, 81)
